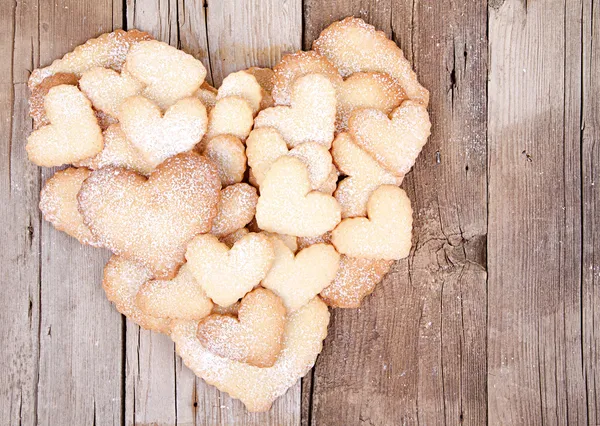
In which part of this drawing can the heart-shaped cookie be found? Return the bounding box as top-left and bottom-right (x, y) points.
(27, 85), (103, 167)
(39, 167), (98, 246)
(331, 185), (413, 260)
(78, 152), (221, 279)
(75, 124), (156, 175)
(262, 235), (340, 311)
(210, 183), (258, 237)
(205, 96), (255, 141)
(28, 29), (152, 88)
(123, 40), (207, 109)
(313, 17), (429, 106)
(348, 101), (431, 177)
(332, 132), (402, 218)
(79, 67), (144, 118)
(171, 296), (329, 412)
(256, 156), (341, 237)
(254, 73), (336, 148)
(103, 255), (172, 333)
(196, 288), (286, 367)
(136, 263), (214, 320)
(119, 95), (207, 167)
(185, 233), (275, 307)
(271, 51), (342, 106)
(201, 135), (247, 186)
(246, 128), (333, 189)
(336, 72), (405, 132)
(216, 70), (265, 114)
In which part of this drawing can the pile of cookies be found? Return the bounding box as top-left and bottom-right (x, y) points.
(27, 18), (430, 411)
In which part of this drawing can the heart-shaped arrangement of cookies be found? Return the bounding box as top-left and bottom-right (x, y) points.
(28, 17), (430, 412)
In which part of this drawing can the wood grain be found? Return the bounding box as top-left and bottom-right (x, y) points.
(302, 1), (488, 424)
(487, 0), (588, 424)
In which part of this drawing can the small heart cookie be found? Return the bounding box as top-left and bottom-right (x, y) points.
(39, 167), (98, 246)
(246, 128), (333, 189)
(320, 256), (394, 308)
(196, 288), (286, 368)
(79, 67), (144, 118)
(185, 233), (275, 307)
(313, 17), (429, 106)
(119, 95), (207, 167)
(262, 235), (340, 311)
(27, 85), (103, 167)
(217, 70), (264, 114)
(78, 152), (221, 279)
(331, 185), (413, 260)
(136, 263), (213, 321)
(256, 156), (341, 237)
(171, 297), (329, 412)
(103, 255), (172, 333)
(205, 96), (255, 141)
(29, 73), (79, 130)
(254, 73), (336, 149)
(336, 72), (406, 132)
(332, 132), (402, 218)
(349, 101), (431, 177)
(124, 40), (207, 109)
(211, 183), (258, 237)
(75, 124), (155, 175)
(28, 29), (152, 89)
(271, 51), (342, 105)
(201, 135), (247, 186)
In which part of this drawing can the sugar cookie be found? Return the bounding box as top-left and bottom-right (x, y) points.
(348, 101), (431, 177)
(202, 135), (247, 186)
(197, 288), (286, 367)
(79, 67), (144, 118)
(78, 152), (220, 279)
(171, 297), (329, 412)
(39, 167), (98, 246)
(29, 29), (152, 89)
(331, 185), (413, 260)
(27, 85), (103, 167)
(205, 96), (255, 141)
(185, 233), (275, 307)
(217, 70), (264, 114)
(313, 17), (429, 105)
(271, 51), (342, 106)
(103, 255), (171, 333)
(119, 95), (207, 168)
(262, 235), (340, 311)
(256, 156), (341, 237)
(211, 183), (258, 237)
(332, 132), (402, 217)
(136, 263), (213, 320)
(254, 73), (336, 149)
(320, 256), (393, 308)
(124, 40), (207, 109)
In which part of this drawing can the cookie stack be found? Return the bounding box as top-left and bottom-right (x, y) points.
(27, 18), (430, 411)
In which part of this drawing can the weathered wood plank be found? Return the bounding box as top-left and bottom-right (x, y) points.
(582, 0), (600, 423)
(487, 0), (587, 424)
(303, 1), (488, 425)
(205, 0), (302, 86)
(34, 1), (123, 425)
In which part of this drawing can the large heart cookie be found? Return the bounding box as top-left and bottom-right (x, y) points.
(27, 85), (103, 167)
(185, 233), (275, 307)
(119, 95), (208, 167)
(124, 40), (207, 109)
(196, 288), (286, 367)
(262, 235), (340, 311)
(331, 185), (413, 260)
(256, 156), (341, 237)
(171, 297), (330, 412)
(254, 73), (336, 148)
(78, 152), (220, 279)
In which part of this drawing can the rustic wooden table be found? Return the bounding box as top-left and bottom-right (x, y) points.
(1, 0), (598, 425)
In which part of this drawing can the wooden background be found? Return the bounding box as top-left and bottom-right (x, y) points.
(0, 0), (598, 424)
